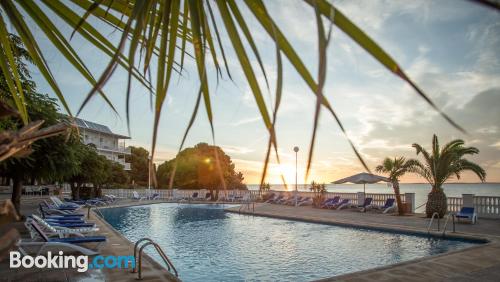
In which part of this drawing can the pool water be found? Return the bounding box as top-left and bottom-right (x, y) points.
(100, 203), (480, 281)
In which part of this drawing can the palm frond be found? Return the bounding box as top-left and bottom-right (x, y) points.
(0, 0), (473, 188)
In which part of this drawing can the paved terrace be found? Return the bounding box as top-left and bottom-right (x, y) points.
(0, 196), (179, 282)
(227, 203), (500, 282)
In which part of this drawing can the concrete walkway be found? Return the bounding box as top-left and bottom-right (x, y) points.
(228, 203), (500, 282)
(1, 196), (179, 282)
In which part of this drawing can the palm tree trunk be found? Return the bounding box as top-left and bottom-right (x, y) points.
(426, 184), (447, 218)
(392, 181), (405, 216)
(11, 176), (23, 215)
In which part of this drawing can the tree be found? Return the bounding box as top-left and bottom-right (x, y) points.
(109, 162), (129, 185)
(0, 35), (75, 213)
(309, 181), (327, 207)
(65, 143), (122, 200)
(0, 1), (477, 186)
(375, 157), (416, 216)
(156, 143), (246, 199)
(126, 146), (149, 186)
(411, 135), (486, 218)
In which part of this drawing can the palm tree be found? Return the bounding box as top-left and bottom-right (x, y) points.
(375, 157), (416, 216)
(411, 134), (486, 218)
(1, 0), (480, 189)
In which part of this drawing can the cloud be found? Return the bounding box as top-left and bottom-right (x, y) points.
(491, 142), (500, 150)
(220, 145), (255, 155)
(359, 88), (500, 181)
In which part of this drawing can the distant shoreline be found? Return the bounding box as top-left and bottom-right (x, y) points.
(246, 182), (500, 185)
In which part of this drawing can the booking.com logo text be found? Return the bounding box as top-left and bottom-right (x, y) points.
(10, 251), (135, 272)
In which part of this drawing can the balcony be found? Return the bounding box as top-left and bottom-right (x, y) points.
(98, 145), (131, 154)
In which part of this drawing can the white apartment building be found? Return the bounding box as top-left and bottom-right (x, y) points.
(75, 118), (132, 170)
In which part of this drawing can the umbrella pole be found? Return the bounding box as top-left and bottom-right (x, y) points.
(363, 183), (366, 213)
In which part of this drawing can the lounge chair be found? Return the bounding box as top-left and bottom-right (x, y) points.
(190, 192), (199, 201)
(455, 207), (477, 224)
(39, 203), (84, 217)
(29, 215), (98, 238)
(371, 198), (396, 213)
(226, 192), (236, 202)
(50, 196), (81, 209)
(286, 196), (304, 205)
(43, 200), (78, 211)
(145, 193), (160, 200)
(132, 191), (146, 201)
(28, 221), (106, 250)
(104, 194), (118, 202)
(329, 199), (349, 210)
(297, 197), (313, 206)
(5, 228), (98, 257)
(358, 197), (373, 212)
(203, 192), (212, 201)
(322, 196), (341, 209)
(265, 194), (282, 203)
(278, 195), (293, 205)
(63, 197), (109, 206)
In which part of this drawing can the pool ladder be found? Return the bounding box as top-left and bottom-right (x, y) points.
(427, 212), (455, 236)
(238, 200), (255, 214)
(132, 238), (178, 280)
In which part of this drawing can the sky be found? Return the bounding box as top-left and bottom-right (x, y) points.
(25, 0), (500, 184)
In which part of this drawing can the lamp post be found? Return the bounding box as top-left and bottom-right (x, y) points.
(293, 146), (299, 207)
(148, 156), (151, 195)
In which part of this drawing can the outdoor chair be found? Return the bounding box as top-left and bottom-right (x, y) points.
(297, 197), (313, 206)
(328, 199), (349, 210)
(358, 197), (373, 212)
(190, 192), (199, 201)
(265, 194), (282, 203)
(322, 196), (341, 209)
(455, 207), (477, 224)
(50, 196), (81, 209)
(370, 198), (396, 213)
(28, 221), (106, 250)
(132, 191), (146, 201)
(29, 215), (98, 238)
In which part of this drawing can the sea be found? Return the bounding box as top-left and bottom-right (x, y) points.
(247, 183), (500, 212)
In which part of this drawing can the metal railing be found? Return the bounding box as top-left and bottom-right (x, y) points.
(427, 212), (441, 234)
(441, 213), (455, 236)
(132, 238), (178, 279)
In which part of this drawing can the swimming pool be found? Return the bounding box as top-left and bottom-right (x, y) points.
(100, 203), (481, 281)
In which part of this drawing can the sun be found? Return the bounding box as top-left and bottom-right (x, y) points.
(268, 164), (300, 189)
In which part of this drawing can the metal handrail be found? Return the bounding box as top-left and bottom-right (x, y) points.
(238, 196), (255, 213)
(133, 238), (178, 279)
(86, 204), (105, 220)
(441, 213), (456, 236)
(427, 212), (441, 234)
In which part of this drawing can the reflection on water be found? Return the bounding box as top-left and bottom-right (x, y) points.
(100, 204), (479, 282)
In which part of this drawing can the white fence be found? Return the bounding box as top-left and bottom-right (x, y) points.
(20, 186), (498, 218)
(474, 196), (500, 218)
(447, 195), (500, 219)
(447, 197), (463, 213)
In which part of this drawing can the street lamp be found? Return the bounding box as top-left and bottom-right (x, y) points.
(293, 146), (299, 207)
(148, 156), (151, 194)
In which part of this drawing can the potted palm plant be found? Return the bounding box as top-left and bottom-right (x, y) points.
(309, 181), (327, 208)
(375, 157), (416, 216)
(411, 135), (486, 218)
